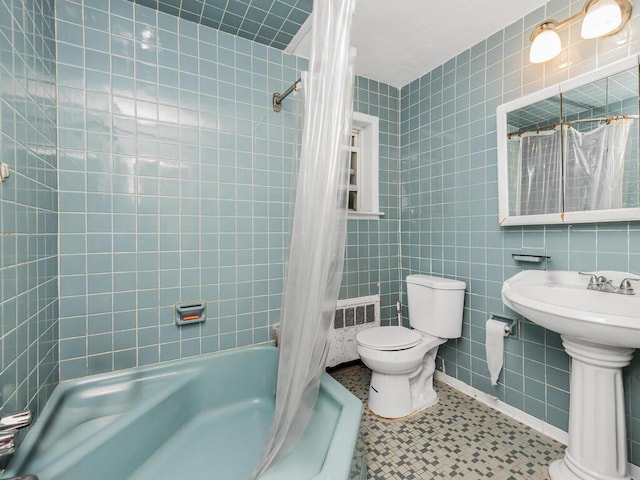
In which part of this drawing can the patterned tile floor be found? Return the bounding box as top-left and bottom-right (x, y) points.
(330, 363), (565, 480)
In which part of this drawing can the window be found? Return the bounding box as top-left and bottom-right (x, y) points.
(348, 112), (381, 219)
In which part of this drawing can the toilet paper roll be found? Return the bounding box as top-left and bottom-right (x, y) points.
(485, 318), (508, 386)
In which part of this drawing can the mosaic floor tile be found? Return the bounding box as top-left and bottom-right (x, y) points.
(330, 363), (565, 480)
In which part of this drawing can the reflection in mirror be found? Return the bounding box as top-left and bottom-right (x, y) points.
(498, 56), (640, 226)
(562, 66), (639, 212)
(506, 95), (562, 216)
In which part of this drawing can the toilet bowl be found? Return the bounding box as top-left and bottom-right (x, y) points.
(356, 274), (466, 419)
(357, 326), (445, 418)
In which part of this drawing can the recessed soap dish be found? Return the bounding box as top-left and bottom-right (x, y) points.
(175, 302), (206, 326)
(512, 253), (550, 263)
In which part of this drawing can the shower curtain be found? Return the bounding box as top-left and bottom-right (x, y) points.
(564, 118), (633, 211)
(513, 119), (632, 214)
(507, 136), (522, 215)
(252, 0), (355, 476)
(515, 127), (563, 215)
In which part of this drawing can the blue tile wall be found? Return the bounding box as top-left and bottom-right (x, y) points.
(399, 0), (640, 464)
(56, 0), (303, 379)
(0, 0), (59, 417)
(15, 0), (639, 461)
(343, 77), (401, 325)
(55, 0), (401, 379)
(22, 0), (640, 459)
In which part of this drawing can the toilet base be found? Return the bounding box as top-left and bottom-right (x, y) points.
(366, 346), (440, 419)
(366, 397), (438, 421)
(367, 372), (408, 418)
(358, 335), (445, 419)
(367, 371), (439, 419)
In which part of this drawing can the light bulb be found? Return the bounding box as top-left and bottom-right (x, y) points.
(581, 0), (623, 39)
(530, 27), (562, 63)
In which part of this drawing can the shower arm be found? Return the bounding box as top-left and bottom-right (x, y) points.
(272, 77), (302, 112)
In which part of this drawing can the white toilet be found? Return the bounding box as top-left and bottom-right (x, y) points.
(356, 274), (466, 418)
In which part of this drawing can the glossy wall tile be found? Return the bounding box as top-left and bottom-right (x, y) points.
(0, 0), (59, 416)
(56, 0), (306, 379)
(55, 0), (401, 380)
(399, 0), (640, 465)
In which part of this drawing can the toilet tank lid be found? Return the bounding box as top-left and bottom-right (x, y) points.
(406, 274), (466, 290)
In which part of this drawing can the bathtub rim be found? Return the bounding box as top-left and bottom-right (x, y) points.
(4, 344), (363, 480)
(260, 366), (364, 480)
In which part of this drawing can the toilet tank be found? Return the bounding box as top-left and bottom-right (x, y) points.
(406, 274), (466, 339)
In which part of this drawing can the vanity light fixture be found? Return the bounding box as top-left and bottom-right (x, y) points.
(529, 22), (562, 63)
(529, 0), (632, 63)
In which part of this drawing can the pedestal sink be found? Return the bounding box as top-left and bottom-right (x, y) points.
(502, 270), (640, 480)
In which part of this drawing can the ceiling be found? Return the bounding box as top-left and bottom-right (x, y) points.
(128, 0), (550, 88)
(288, 0), (550, 88)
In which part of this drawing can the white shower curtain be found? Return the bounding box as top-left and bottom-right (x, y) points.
(252, 0), (355, 477)
(507, 136), (522, 215)
(515, 127), (563, 215)
(564, 118), (633, 211)
(512, 119), (632, 215)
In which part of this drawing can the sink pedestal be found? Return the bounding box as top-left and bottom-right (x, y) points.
(502, 270), (640, 478)
(549, 336), (634, 480)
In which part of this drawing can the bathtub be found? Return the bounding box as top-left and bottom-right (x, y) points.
(2, 345), (364, 480)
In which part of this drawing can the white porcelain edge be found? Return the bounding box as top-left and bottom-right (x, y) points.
(502, 270), (640, 343)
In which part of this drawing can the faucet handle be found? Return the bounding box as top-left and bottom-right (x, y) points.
(0, 410), (32, 431)
(578, 271), (597, 278)
(619, 277), (640, 294)
(578, 271), (598, 286)
(0, 429), (16, 456)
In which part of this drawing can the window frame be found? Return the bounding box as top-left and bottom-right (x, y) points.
(348, 111), (382, 219)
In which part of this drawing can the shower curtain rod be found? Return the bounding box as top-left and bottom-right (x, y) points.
(508, 114), (639, 138)
(272, 77), (302, 112)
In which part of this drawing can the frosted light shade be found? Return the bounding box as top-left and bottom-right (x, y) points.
(529, 28), (562, 63)
(581, 0), (622, 39)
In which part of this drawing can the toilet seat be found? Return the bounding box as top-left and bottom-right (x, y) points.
(357, 326), (423, 351)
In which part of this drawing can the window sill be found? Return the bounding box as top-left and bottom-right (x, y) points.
(347, 211), (385, 220)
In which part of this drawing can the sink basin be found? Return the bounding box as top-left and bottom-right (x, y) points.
(502, 270), (639, 480)
(502, 270), (640, 348)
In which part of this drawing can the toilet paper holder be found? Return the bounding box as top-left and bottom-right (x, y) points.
(489, 313), (517, 338)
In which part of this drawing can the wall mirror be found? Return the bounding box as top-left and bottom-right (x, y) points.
(497, 55), (640, 226)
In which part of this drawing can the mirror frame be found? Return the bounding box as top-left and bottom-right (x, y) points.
(496, 54), (640, 226)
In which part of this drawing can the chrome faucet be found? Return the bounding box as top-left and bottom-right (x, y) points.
(619, 277), (640, 295)
(579, 272), (606, 290)
(0, 411), (31, 433)
(579, 272), (640, 295)
(0, 410), (32, 473)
